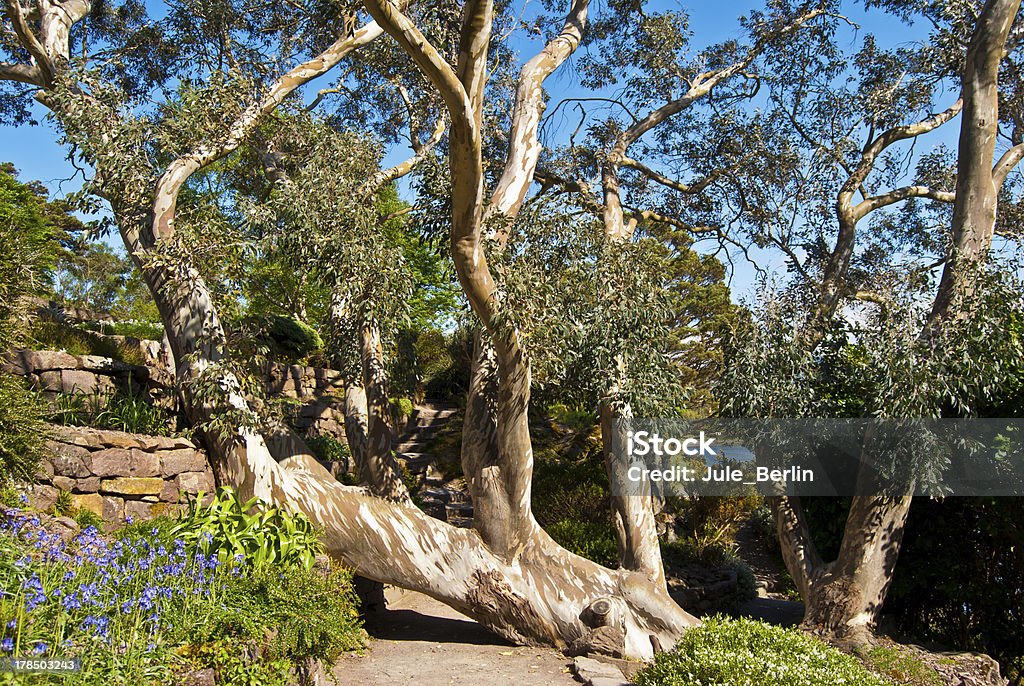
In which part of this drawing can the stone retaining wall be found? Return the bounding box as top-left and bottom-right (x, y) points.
(28, 425), (214, 530)
(3, 349), (175, 409)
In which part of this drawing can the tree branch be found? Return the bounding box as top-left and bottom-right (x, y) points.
(489, 0), (589, 220)
(152, 16), (386, 240)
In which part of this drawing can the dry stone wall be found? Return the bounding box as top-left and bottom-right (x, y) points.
(3, 349), (175, 409)
(29, 425), (214, 530)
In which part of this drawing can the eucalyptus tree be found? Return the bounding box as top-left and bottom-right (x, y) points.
(717, 0), (1024, 644)
(2, 0), (712, 657)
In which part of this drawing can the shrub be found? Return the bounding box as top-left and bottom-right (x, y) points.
(0, 373), (48, 483)
(48, 387), (175, 437)
(92, 392), (171, 436)
(634, 617), (888, 686)
(27, 320), (149, 366)
(254, 314), (323, 361)
(545, 519), (618, 568)
(307, 434), (350, 463)
(169, 487), (324, 570)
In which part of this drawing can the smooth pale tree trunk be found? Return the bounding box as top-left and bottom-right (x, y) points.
(779, 0), (1023, 645)
(600, 400), (665, 587)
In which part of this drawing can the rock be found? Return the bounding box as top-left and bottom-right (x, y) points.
(129, 449), (160, 477)
(572, 656), (630, 686)
(71, 493), (104, 518)
(48, 443), (92, 478)
(181, 668), (215, 686)
(28, 485), (59, 513)
(51, 516), (81, 541)
(100, 477), (164, 496)
(101, 496), (124, 526)
(159, 479), (179, 503)
(37, 370), (63, 392)
(161, 448), (207, 476)
(123, 500), (153, 521)
(568, 626), (626, 659)
(88, 448), (133, 478)
(52, 475), (76, 492)
(60, 369), (101, 394)
(176, 471), (214, 495)
(21, 350), (79, 371)
(35, 458), (55, 481)
(73, 476), (101, 493)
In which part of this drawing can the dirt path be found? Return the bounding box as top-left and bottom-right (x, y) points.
(333, 589), (579, 686)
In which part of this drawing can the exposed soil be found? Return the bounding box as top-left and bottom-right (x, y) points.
(333, 588), (579, 686)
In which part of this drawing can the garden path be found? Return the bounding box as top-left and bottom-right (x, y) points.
(333, 588), (579, 686)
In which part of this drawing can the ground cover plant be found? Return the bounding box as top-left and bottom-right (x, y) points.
(0, 490), (363, 685)
(633, 616), (889, 686)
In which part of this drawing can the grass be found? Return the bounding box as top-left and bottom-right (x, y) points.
(49, 390), (175, 437)
(863, 645), (943, 686)
(634, 616), (889, 686)
(0, 494), (362, 685)
(27, 321), (149, 367)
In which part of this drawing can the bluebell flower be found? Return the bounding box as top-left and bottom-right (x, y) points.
(0, 638), (12, 653)
(5, 620), (14, 629)
(125, 515), (134, 524)
(33, 643), (47, 655)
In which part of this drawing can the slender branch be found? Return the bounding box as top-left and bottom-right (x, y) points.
(620, 156), (722, 195)
(152, 17), (386, 240)
(4, 0), (53, 84)
(993, 141), (1024, 185)
(489, 0), (589, 220)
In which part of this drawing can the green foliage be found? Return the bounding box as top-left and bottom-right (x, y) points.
(0, 373), (48, 483)
(886, 497), (1024, 682)
(252, 314), (323, 362)
(863, 645), (943, 686)
(169, 487), (324, 570)
(633, 617), (889, 686)
(73, 508), (103, 530)
(390, 397), (414, 421)
(545, 519), (619, 568)
(48, 388), (175, 437)
(93, 392), (172, 436)
(192, 565), (363, 665)
(52, 241), (159, 322)
(306, 435), (350, 463)
(53, 490), (74, 517)
(664, 494), (762, 562)
(548, 403), (598, 432)
(28, 320), (149, 366)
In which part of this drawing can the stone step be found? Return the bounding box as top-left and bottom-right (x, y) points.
(396, 440), (430, 452)
(445, 502), (474, 519)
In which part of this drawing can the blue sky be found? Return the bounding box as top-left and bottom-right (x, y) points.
(0, 0), (950, 302)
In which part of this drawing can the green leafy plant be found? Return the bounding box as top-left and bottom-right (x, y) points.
(545, 519), (618, 568)
(52, 490), (74, 517)
(92, 391), (170, 435)
(0, 373), (49, 482)
(72, 508), (103, 530)
(306, 434), (351, 463)
(634, 616), (889, 686)
(169, 487), (324, 570)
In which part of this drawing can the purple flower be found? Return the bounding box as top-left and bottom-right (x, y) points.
(32, 643), (47, 655)
(125, 515), (135, 525)
(0, 638), (12, 653)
